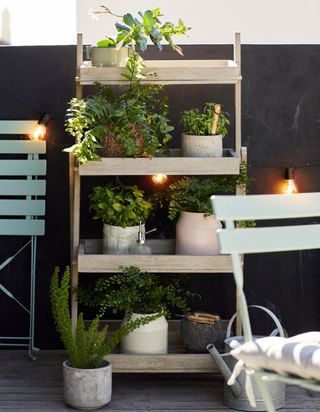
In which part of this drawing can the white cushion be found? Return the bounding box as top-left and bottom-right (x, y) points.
(230, 332), (320, 380)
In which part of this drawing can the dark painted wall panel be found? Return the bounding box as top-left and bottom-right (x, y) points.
(0, 44), (319, 348)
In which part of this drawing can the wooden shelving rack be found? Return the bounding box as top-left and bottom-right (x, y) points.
(70, 32), (244, 373)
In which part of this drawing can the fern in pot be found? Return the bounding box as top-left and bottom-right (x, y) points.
(51, 266), (158, 410)
(180, 103), (230, 157)
(79, 265), (197, 355)
(167, 167), (248, 255)
(90, 182), (153, 254)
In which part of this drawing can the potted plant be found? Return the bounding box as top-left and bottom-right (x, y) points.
(86, 37), (131, 68)
(51, 266), (157, 410)
(65, 79), (173, 163)
(166, 166), (248, 255)
(89, 182), (153, 254)
(180, 103), (230, 157)
(78, 265), (197, 355)
(88, 6), (190, 68)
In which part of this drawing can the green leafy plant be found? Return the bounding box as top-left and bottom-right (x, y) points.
(78, 266), (198, 318)
(167, 163), (249, 221)
(51, 266), (159, 369)
(92, 6), (190, 56)
(65, 81), (173, 164)
(181, 103), (230, 137)
(89, 182), (152, 228)
(96, 37), (116, 48)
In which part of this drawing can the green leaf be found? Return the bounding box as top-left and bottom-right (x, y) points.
(112, 203), (122, 212)
(96, 38), (115, 47)
(123, 13), (136, 28)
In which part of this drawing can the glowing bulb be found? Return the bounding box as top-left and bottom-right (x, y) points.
(29, 124), (46, 140)
(283, 168), (297, 194)
(152, 174), (168, 184)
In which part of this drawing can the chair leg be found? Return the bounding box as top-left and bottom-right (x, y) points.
(254, 374), (276, 412)
(28, 236), (39, 360)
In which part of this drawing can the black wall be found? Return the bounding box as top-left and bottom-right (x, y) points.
(0, 44), (319, 348)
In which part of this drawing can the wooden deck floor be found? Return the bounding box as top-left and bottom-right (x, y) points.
(1, 351), (320, 411)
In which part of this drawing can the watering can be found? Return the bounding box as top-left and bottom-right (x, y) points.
(207, 305), (286, 411)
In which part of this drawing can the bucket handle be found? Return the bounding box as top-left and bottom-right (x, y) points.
(226, 305), (285, 338)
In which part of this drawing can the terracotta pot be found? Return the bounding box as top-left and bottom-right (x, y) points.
(121, 313), (168, 354)
(182, 133), (223, 157)
(175, 211), (222, 255)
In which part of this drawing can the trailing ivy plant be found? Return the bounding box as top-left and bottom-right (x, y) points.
(89, 182), (153, 228)
(181, 103), (230, 137)
(51, 266), (159, 369)
(166, 163), (249, 221)
(78, 265), (199, 318)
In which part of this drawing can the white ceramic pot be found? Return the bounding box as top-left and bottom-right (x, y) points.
(63, 360), (112, 410)
(175, 211), (222, 255)
(121, 313), (168, 354)
(103, 223), (144, 254)
(87, 46), (129, 67)
(182, 133), (223, 157)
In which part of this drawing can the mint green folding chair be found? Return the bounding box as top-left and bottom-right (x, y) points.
(0, 120), (46, 359)
(211, 193), (320, 412)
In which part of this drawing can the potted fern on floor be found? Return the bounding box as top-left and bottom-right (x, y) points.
(51, 266), (158, 410)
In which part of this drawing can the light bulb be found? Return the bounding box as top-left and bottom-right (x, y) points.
(283, 168), (297, 194)
(29, 124), (46, 140)
(152, 174), (168, 184)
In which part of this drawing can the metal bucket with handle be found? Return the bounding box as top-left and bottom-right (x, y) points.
(207, 305), (286, 411)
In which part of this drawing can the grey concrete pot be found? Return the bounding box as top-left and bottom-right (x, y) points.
(63, 360), (112, 410)
(103, 223), (144, 254)
(181, 133), (223, 157)
(87, 46), (129, 67)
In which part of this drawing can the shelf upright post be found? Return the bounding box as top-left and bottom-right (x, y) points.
(70, 33), (83, 329)
(234, 32), (241, 156)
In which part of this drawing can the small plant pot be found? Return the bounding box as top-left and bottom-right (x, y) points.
(181, 133), (223, 157)
(175, 211), (221, 255)
(121, 313), (168, 354)
(86, 46), (130, 67)
(63, 360), (112, 410)
(180, 317), (229, 353)
(103, 223), (144, 254)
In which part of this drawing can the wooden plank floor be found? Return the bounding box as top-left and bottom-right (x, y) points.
(1, 351), (319, 411)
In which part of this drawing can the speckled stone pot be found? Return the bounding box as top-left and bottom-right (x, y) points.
(63, 360), (112, 410)
(181, 318), (229, 353)
(182, 133), (223, 157)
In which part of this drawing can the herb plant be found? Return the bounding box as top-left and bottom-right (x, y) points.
(51, 266), (158, 369)
(78, 266), (198, 318)
(90, 182), (152, 228)
(167, 163), (249, 221)
(181, 103), (230, 137)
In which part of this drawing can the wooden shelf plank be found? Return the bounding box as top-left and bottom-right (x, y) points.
(78, 239), (234, 273)
(79, 149), (240, 176)
(105, 353), (219, 373)
(79, 60), (241, 85)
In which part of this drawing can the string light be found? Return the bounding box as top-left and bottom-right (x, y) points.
(283, 168), (297, 194)
(29, 113), (50, 140)
(151, 174), (168, 184)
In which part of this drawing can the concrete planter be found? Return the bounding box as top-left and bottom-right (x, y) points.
(103, 223), (144, 254)
(181, 133), (223, 157)
(63, 360), (112, 410)
(175, 211), (222, 255)
(121, 313), (168, 354)
(87, 46), (129, 67)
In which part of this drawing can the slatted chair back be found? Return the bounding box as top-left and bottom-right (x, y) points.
(211, 193), (320, 411)
(0, 120), (46, 359)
